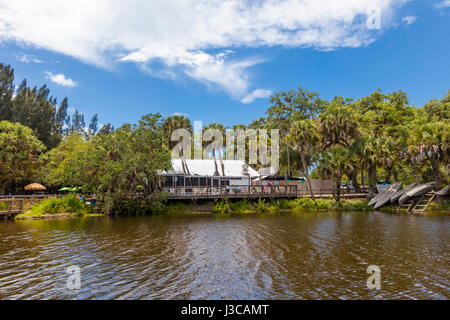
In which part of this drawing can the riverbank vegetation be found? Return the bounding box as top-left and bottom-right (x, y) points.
(212, 198), (373, 214)
(1, 62), (448, 215)
(17, 194), (93, 218)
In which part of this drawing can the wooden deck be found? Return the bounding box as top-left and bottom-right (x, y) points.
(0, 195), (57, 219)
(163, 185), (369, 200)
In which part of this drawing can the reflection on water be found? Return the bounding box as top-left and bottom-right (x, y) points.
(0, 212), (448, 299)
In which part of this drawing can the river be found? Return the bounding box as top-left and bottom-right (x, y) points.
(0, 211), (448, 300)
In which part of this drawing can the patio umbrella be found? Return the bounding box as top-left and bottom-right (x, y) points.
(24, 183), (46, 191)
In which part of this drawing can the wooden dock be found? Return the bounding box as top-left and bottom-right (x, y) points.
(163, 185), (369, 201)
(0, 195), (57, 219)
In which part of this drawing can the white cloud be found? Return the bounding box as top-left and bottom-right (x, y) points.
(241, 89), (272, 104)
(435, 0), (450, 8)
(0, 0), (408, 101)
(45, 71), (78, 87)
(173, 112), (190, 118)
(402, 16), (417, 24)
(16, 54), (44, 63)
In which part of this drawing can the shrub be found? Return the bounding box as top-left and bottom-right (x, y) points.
(0, 202), (9, 210)
(428, 201), (450, 212)
(255, 198), (270, 213)
(213, 199), (231, 214)
(292, 197), (316, 210)
(230, 199), (254, 213)
(30, 194), (87, 215)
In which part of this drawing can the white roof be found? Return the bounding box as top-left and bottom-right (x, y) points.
(169, 159), (259, 177)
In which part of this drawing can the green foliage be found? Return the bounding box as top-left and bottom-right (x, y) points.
(213, 199), (231, 214)
(427, 201), (450, 212)
(39, 114), (171, 214)
(291, 197), (371, 211)
(30, 194), (87, 215)
(0, 121), (46, 195)
(229, 199), (254, 213)
(0, 202), (9, 210)
(255, 198), (270, 213)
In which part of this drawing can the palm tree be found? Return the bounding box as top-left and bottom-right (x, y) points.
(162, 115), (193, 174)
(203, 123), (226, 176)
(319, 99), (359, 150)
(319, 99), (361, 199)
(287, 119), (320, 200)
(162, 115), (193, 150)
(408, 121), (449, 190)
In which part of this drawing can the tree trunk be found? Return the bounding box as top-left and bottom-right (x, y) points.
(0, 182), (7, 196)
(212, 149), (219, 175)
(361, 163), (365, 188)
(431, 160), (441, 191)
(386, 168), (391, 183)
(335, 175), (342, 202)
(412, 163), (421, 184)
(352, 171), (362, 193)
(300, 151), (315, 200)
(393, 170), (399, 183)
(286, 146), (290, 176)
(368, 162), (377, 187)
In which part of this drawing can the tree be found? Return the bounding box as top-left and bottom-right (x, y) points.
(407, 120), (449, 190)
(56, 97), (70, 136)
(267, 87), (326, 175)
(97, 123), (114, 135)
(88, 114), (99, 136)
(318, 98), (361, 199)
(423, 90), (450, 121)
(71, 109), (85, 133)
(12, 81), (61, 149)
(40, 114), (171, 214)
(319, 97), (360, 149)
(0, 121), (45, 194)
(39, 132), (89, 188)
(287, 119), (320, 199)
(203, 122), (226, 176)
(162, 115), (193, 150)
(0, 64), (14, 121)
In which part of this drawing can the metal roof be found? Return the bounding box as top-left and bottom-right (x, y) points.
(170, 159), (259, 177)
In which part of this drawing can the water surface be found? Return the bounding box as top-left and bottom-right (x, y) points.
(0, 212), (448, 299)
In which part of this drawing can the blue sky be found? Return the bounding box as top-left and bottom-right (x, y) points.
(0, 0), (449, 129)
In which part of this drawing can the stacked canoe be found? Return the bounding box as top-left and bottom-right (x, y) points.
(369, 182), (445, 210)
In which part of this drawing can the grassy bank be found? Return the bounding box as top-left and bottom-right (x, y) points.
(379, 201), (450, 213)
(15, 194), (99, 219)
(210, 198), (373, 214)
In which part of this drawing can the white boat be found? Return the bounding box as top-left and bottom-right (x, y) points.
(390, 183), (417, 204)
(374, 182), (402, 209)
(398, 182), (435, 205)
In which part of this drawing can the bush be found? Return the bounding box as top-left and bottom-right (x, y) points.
(255, 198), (270, 213)
(31, 194), (87, 215)
(291, 197), (371, 211)
(428, 201), (450, 212)
(213, 199), (231, 214)
(230, 199), (254, 213)
(0, 202), (9, 210)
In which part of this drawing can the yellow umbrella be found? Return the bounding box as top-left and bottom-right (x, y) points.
(24, 183), (47, 191)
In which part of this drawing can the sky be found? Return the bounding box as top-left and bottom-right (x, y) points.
(0, 0), (449, 129)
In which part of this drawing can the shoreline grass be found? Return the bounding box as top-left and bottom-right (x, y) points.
(210, 197), (374, 215)
(12, 196), (449, 220)
(14, 194), (103, 220)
